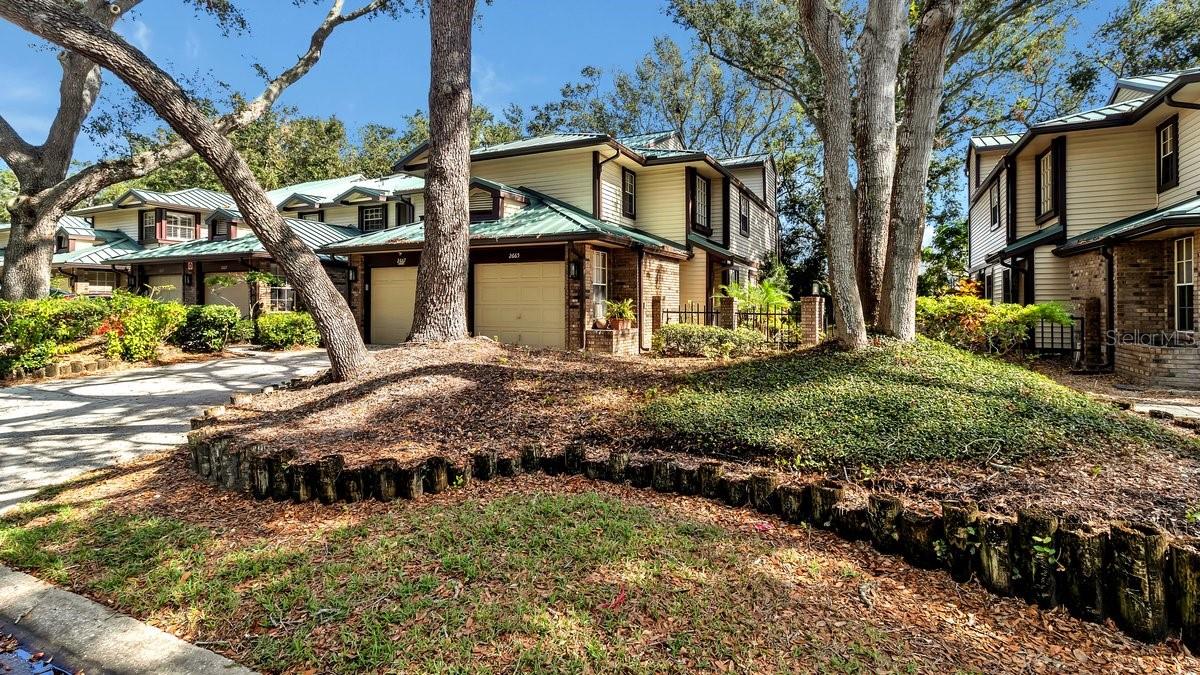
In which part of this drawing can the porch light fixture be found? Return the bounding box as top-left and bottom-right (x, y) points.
(567, 261), (580, 280)
(183, 273), (193, 287)
(348, 268), (357, 282)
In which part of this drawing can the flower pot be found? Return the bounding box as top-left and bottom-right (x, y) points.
(592, 318), (609, 330)
(610, 318), (632, 331)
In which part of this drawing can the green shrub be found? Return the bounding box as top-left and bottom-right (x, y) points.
(0, 297), (109, 375)
(256, 311), (319, 350)
(653, 323), (767, 358)
(171, 305), (241, 353)
(102, 291), (187, 362)
(231, 318), (255, 344)
(915, 295), (1072, 355)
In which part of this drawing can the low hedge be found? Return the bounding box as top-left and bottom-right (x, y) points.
(257, 311), (319, 350)
(102, 291), (187, 362)
(0, 296), (109, 375)
(915, 295), (1072, 355)
(653, 323), (767, 358)
(171, 305), (242, 353)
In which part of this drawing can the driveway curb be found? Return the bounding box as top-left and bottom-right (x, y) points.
(0, 565), (256, 675)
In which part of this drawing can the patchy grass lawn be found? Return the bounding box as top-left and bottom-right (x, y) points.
(642, 337), (1187, 469)
(2, 454), (1191, 674)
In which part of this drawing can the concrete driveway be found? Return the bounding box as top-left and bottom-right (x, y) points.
(0, 348), (329, 511)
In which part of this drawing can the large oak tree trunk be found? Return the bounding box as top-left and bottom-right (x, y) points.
(1, 205), (57, 299)
(879, 0), (963, 339)
(0, 0), (373, 381)
(409, 0), (475, 342)
(852, 0), (906, 327)
(797, 0), (868, 349)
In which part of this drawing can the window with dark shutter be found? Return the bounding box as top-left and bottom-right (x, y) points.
(621, 167), (636, 218)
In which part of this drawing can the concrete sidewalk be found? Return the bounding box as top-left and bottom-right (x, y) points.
(0, 348), (328, 512)
(0, 565), (255, 675)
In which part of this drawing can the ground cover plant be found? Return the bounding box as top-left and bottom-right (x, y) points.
(0, 456), (1190, 674)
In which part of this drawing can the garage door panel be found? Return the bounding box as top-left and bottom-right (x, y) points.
(474, 262), (565, 349)
(205, 276), (251, 317)
(370, 267), (418, 344)
(146, 275), (182, 303)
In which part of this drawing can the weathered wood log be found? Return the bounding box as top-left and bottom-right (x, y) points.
(423, 457), (449, 494)
(472, 451), (498, 480)
(1015, 508), (1060, 608)
(698, 461), (723, 499)
(1170, 539), (1200, 652)
(267, 449), (295, 501)
(398, 464), (424, 500)
(748, 471), (781, 514)
(1108, 522), (1169, 642)
(867, 494), (903, 554)
(287, 462), (317, 503)
(193, 438), (215, 480)
(675, 463), (700, 495)
(206, 439), (226, 485)
(520, 446), (539, 472)
(809, 480), (843, 529)
(900, 508), (944, 569)
(337, 467), (366, 503)
(230, 392), (252, 405)
(315, 454), (344, 505)
(539, 450), (566, 476)
(564, 443), (586, 474)
(941, 500), (980, 583)
(777, 484), (809, 524)
(651, 458), (678, 493)
(496, 454), (522, 477)
(1058, 521), (1108, 623)
(833, 502), (870, 541)
(583, 456), (608, 481)
(978, 514), (1016, 596)
(722, 474), (750, 507)
(447, 459), (470, 489)
(606, 451), (629, 482)
(625, 457), (651, 488)
(248, 453), (271, 500)
(374, 460), (401, 501)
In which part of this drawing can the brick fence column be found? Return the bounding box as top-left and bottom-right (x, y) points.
(1081, 297), (1103, 368)
(799, 296), (825, 346)
(651, 295), (664, 333)
(717, 295), (738, 330)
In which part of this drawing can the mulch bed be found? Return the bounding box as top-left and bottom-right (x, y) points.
(9, 451), (1198, 673)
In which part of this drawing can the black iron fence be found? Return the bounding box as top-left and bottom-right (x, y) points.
(1027, 315), (1083, 365)
(660, 303), (810, 349)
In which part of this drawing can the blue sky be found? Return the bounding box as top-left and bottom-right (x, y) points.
(0, 1), (689, 165)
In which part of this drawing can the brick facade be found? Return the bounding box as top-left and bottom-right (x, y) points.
(639, 254), (680, 347)
(1113, 241), (1171, 335)
(584, 328), (639, 357)
(349, 255), (367, 334)
(1115, 342), (1200, 389)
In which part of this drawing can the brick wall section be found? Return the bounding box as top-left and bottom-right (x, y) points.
(566, 243), (591, 351)
(584, 328), (639, 357)
(640, 254), (679, 348)
(182, 271), (199, 305)
(1068, 252), (1108, 364)
(798, 296), (825, 346)
(1115, 343), (1200, 389)
(349, 254), (366, 335)
(1113, 241), (1170, 334)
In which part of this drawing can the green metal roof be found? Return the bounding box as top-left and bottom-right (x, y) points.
(969, 134), (1022, 150)
(1112, 68), (1200, 97)
(1058, 195), (1200, 254)
(617, 131), (677, 147)
(988, 225), (1063, 262)
(686, 232), (754, 265)
(718, 153), (770, 167)
(54, 232), (141, 266)
(321, 188), (687, 255)
(110, 218), (360, 263)
(1033, 97), (1151, 129)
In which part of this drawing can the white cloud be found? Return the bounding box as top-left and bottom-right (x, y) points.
(472, 59), (513, 108)
(128, 20), (152, 52)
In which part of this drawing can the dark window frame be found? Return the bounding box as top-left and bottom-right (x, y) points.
(1034, 144), (1060, 225)
(210, 219), (232, 241)
(357, 203), (389, 232)
(139, 208), (158, 244)
(738, 190), (751, 236)
(297, 210), (324, 222)
(690, 171), (712, 235)
(621, 167), (637, 219)
(1158, 115), (1180, 193)
(989, 182), (1001, 230)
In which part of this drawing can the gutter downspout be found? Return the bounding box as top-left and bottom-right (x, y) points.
(636, 247), (645, 352)
(1102, 246), (1115, 370)
(1167, 93), (1200, 110)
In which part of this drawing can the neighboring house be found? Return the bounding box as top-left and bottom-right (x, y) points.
(320, 131), (781, 350)
(0, 215), (140, 297)
(967, 67), (1200, 386)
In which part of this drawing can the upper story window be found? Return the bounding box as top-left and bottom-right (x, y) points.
(140, 210), (156, 242)
(1159, 116), (1180, 192)
(739, 190), (751, 236)
(55, 234), (68, 253)
(989, 182), (1001, 230)
(211, 220), (231, 240)
(164, 211), (196, 240)
(298, 211), (322, 222)
(359, 204), (387, 232)
(692, 173), (711, 233)
(1034, 141), (1061, 224)
(621, 167), (636, 218)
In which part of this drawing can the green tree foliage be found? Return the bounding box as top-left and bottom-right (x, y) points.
(918, 217), (969, 297)
(1064, 0), (1200, 107)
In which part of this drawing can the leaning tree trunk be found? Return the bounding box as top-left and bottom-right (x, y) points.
(878, 0), (963, 339)
(797, 0), (868, 349)
(0, 0), (373, 381)
(409, 0), (475, 342)
(852, 0), (906, 327)
(0, 203), (58, 299)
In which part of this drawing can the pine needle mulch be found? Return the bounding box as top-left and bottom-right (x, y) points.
(3, 452), (1196, 674)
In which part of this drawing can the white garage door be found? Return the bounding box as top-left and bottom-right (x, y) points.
(474, 262), (565, 349)
(205, 275), (251, 317)
(145, 274), (183, 303)
(370, 266), (418, 344)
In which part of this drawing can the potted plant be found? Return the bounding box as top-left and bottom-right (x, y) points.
(604, 299), (636, 331)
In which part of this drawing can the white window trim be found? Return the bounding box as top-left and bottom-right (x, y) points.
(361, 205), (387, 232)
(1176, 237), (1194, 331)
(164, 210), (196, 240)
(141, 210), (157, 241)
(592, 250), (608, 319)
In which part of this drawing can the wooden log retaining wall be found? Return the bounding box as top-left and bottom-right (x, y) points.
(185, 422), (1200, 650)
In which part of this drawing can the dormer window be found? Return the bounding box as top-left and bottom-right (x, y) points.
(55, 234), (68, 253)
(359, 204), (387, 232)
(739, 191), (750, 236)
(1159, 116), (1179, 192)
(140, 210), (157, 242)
(621, 167), (636, 218)
(164, 211), (196, 240)
(211, 220), (231, 241)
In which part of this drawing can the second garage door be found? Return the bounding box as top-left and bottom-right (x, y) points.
(474, 262), (565, 349)
(204, 274), (251, 317)
(145, 274), (183, 303)
(370, 266), (418, 344)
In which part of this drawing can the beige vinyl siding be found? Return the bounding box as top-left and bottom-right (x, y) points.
(635, 165), (687, 245)
(707, 175), (723, 243)
(1158, 107), (1200, 207)
(597, 160), (636, 227)
(728, 189), (752, 260)
(1013, 151), (1058, 237)
(0, 230), (10, 250)
(763, 161), (777, 211)
(1065, 127), (1157, 238)
(89, 209), (141, 242)
(731, 167), (764, 200)
(1113, 87), (1148, 103)
(750, 201), (774, 261)
(1033, 246), (1071, 303)
(679, 250), (708, 309)
(968, 173), (1006, 269)
(972, 151), (1005, 195)
(469, 187), (494, 212)
(501, 197), (525, 218)
(471, 149), (593, 213)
